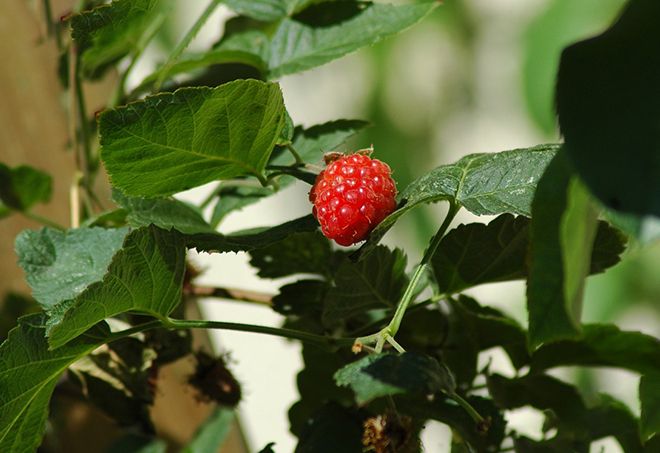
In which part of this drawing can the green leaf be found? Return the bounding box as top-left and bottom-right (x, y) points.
(215, 1), (438, 79)
(249, 231), (332, 278)
(530, 324), (660, 375)
(451, 296), (529, 370)
(16, 226), (130, 310)
(527, 150), (593, 348)
(210, 185), (275, 227)
(522, 0), (625, 133)
(295, 403), (363, 453)
(356, 144), (559, 259)
(556, 0), (660, 216)
(181, 407), (234, 453)
(223, 0), (314, 22)
(273, 280), (326, 317)
(640, 374), (660, 441)
(186, 214), (318, 253)
(334, 352), (455, 404)
(0, 163), (52, 212)
(99, 80), (286, 197)
(586, 394), (644, 453)
(47, 226), (186, 349)
(487, 373), (589, 436)
(113, 190), (214, 234)
(0, 314), (110, 451)
(433, 214), (625, 296)
(433, 214), (529, 294)
(0, 292), (40, 342)
(257, 443), (276, 453)
(322, 246), (407, 324)
(71, 0), (167, 78)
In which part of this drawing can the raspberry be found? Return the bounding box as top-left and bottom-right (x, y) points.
(309, 152), (397, 246)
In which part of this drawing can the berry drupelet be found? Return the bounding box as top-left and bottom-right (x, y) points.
(309, 152), (397, 246)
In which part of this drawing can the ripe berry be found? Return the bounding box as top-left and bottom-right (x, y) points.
(309, 152), (397, 246)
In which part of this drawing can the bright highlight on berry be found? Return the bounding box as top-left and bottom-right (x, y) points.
(309, 150), (397, 246)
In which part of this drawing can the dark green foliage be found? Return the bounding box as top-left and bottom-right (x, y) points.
(0, 163), (52, 214)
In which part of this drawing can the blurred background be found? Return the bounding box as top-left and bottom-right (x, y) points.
(1, 0), (658, 451)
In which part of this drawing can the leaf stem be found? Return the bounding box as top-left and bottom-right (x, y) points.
(285, 144), (304, 165)
(188, 285), (274, 306)
(449, 392), (485, 424)
(165, 318), (354, 348)
(354, 203), (459, 352)
(154, 0), (221, 90)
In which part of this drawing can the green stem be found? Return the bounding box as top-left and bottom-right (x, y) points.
(73, 53), (92, 178)
(449, 392), (485, 424)
(154, 0), (221, 90)
(355, 203), (459, 352)
(166, 318), (354, 348)
(21, 211), (65, 230)
(285, 144), (304, 165)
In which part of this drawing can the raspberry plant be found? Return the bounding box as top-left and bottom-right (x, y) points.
(1, 1), (659, 452)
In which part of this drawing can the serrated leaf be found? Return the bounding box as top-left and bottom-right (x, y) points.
(334, 352), (455, 404)
(0, 314), (110, 451)
(100, 80), (286, 197)
(210, 185), (275, 227)
(530, 324), (660, 375)
(527, 150), (599, 348)
(487, 373), (589, 436)
(356, 144), (559, 259)
(0, 292), (40, 342)
(586, 394), (644, 453)
(47, 226), (186, 349)
(640, 373), (660, 441)
(249, 231), (332, 278)
(71, 0), (167, 78)
(186, 214), (318, 253)
(0, 163), (52, 212)
(556, 0), (660, 217)
(433, 214), (625, 295)
(213, 1), (438, 79)
(113, 190), (214, 234)
(451, 296), (529, 370)
(182, 407), (234, 453)
(272, 280), (325, 317)
(16, 226), (130, 310)
(322, 246), (407, 324)
(223, 0), (315, 22)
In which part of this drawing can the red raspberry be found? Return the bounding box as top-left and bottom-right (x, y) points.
(309, 152), (397, 246)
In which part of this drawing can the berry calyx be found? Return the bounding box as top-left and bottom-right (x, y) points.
(309, 151), (397, 246)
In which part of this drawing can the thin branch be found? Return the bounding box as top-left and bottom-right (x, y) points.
(188, 285), (274, 307)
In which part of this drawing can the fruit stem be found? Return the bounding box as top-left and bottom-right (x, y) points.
(354, 202), (459, 353)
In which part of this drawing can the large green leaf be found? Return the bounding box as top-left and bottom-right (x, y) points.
(433, 214), (625, 296)
(99, 80), (286, 197)
(322, 246), (407, 324)
(334, 352), (455, 404)
(16, 227), (129, 310)
(356, 144), (559, 259)
(47, 227), (186, 349)
(0, 164), (52, 213)
(527, 150), (606, 348)
(640, 374), (660, 441)
(71, 0), (167, 78)
(530, 324), (660, 375)
(113, 190), (214, 234)
(556, 0), (660, 216)
(182, 407), (234, 453)
(223, 0), (315, 22)
(0, 314), (110, 451)
(215, 1), (438, 79)
(522, 0), (625, 134)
